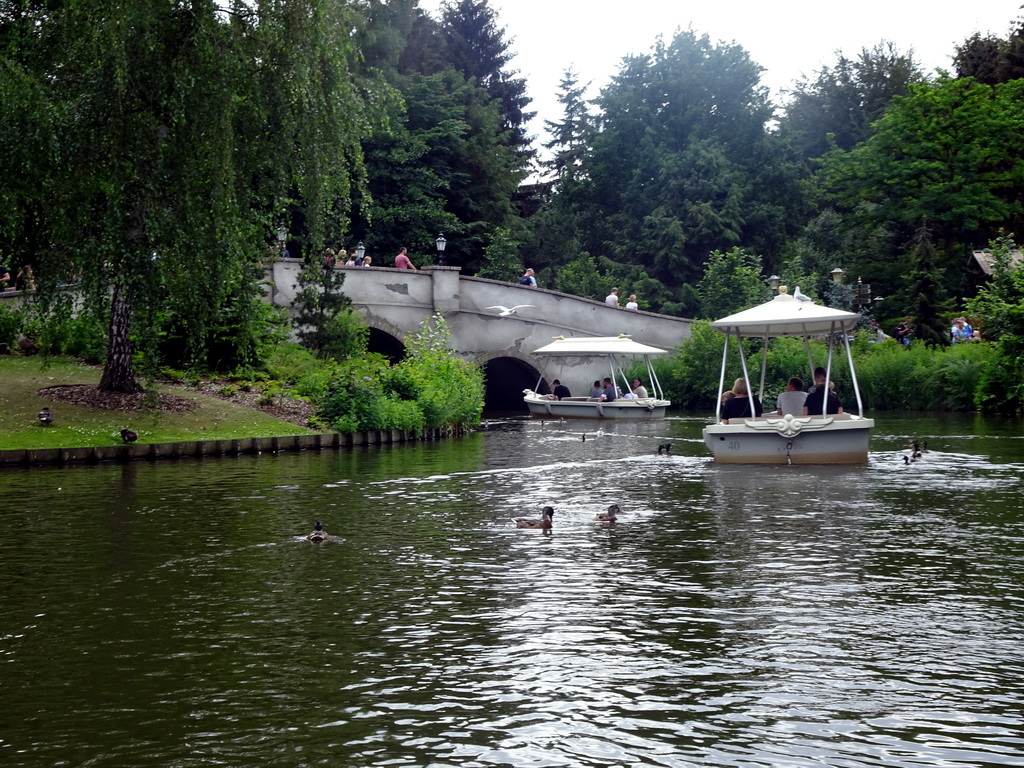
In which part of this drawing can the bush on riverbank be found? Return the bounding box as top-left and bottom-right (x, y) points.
(308, 314), (484, 433)
(649, 320), (1003, 412)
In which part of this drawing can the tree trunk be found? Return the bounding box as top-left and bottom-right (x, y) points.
(98, 280), (143, 393)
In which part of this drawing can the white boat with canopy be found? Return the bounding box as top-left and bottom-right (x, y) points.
(523, 335), (672, 419)
(702, 288), (874, 464)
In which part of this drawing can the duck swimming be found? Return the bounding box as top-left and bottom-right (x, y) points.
(513, 506), (554, 529)
(307, 520), (330, 542)
(595, 504), (620, 522)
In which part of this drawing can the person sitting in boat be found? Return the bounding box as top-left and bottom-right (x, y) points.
(631, 377), (649, 398)
(589, 380), (604, 399)
(721, 378), (762, 423)
(599, 377), (617, 402)
(804, 381), (844, 416)
(776, 377), (807, 416)
(806, 367), (827, 394)
(547, 379), (572, 400)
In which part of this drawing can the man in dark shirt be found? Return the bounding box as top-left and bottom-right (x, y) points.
(804, 386), (843, 416)
(551, 379), (571, 400)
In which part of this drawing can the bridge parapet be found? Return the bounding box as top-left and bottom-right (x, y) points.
(266, 259), (691, 370)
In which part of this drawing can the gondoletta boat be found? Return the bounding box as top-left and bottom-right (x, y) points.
(702, 288), (873, 464)
(523, 335), (671, 419)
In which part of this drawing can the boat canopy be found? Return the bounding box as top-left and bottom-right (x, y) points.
(710, 291), (860, 337)
(532, 335), (669, 356)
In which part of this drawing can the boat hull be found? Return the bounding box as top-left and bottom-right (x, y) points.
(524, 394), (669, 420)
(703, 415), (873, 464)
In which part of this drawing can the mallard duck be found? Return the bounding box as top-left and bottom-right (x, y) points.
(595, 504), (620, 522)
(657, 443), (671, 455)
(307, 520), (330, 542)
(38, 407), (54, 426)
(513, 506), (554, 529)
(121, 428), (138, 444)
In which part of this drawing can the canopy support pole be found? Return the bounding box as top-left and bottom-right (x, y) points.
(736, 329), (753, 411)
(714, 333), (730, 422)
(758, 330), (769, 401)
(844, 331), (865, 415)
(820, 321), (837, 416)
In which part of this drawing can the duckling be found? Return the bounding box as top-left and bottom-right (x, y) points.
(657, 443), (671, 455)
(38, 407), (54, 426)
(595, 504), (620, 523)
(307, 520), (330, 542)
(121, 428), (138, 444)
(513, 506), (554, 529)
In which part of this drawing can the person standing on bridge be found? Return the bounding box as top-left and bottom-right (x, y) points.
(519, 268), (537, 287)
(605, 288), (620, 307)
(395, 247), (416, 270)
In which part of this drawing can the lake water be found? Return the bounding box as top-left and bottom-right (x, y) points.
(1, 414), (1023, 767)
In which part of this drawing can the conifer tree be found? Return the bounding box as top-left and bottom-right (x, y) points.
(907, 221), (949, 346)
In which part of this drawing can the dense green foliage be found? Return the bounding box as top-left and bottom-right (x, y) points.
(656, 320), (1002, 413)
(311, 314), (484, 432)
(1, 0), (375, 391)
(696, 249), (772, 320)
(5, 0), (1024, 410)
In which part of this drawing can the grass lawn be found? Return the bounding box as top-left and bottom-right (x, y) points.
(0, 356), (315, 450)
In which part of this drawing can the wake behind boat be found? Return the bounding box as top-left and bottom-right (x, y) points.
(523, 335), (672, 419)
(702, 288), (874, 464)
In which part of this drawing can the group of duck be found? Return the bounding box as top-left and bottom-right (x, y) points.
(305, 505), (621, 541)
(512, 503), (620, 530)
(902, 439), (929, 464)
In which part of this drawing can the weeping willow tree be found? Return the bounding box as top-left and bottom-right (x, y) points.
(0, 0), (375, 391)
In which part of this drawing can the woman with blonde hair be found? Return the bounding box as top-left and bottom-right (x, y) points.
(721, 377), (763, 423)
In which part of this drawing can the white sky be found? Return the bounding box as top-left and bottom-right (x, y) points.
(419, 0), (1022, 146)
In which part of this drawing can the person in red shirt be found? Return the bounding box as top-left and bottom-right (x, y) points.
(394, 247), (416, 270)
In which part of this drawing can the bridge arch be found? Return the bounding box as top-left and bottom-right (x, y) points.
(477, 350), (546, 414)
(362, 317), (407, 363)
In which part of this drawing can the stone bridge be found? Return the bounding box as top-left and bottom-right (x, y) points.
(0, 261), (693, 412)
(268, 259), (692, 412)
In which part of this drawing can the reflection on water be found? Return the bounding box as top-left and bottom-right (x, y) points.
(1, 414), (1023, 767)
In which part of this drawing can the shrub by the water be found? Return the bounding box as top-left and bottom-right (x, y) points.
(313, 315), (483, 433)
(655, 322), (1000, 413)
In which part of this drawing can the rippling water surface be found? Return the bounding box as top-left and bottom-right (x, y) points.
(2, 414), (1023, 767)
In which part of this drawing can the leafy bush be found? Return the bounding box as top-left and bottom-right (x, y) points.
(0, 303), (21, 346)
(266, 344), (326, 386)
(311, 315), (483, 433)
(396, 314), (484, 427)
(61, 315), (108, 362)
(317, 354), (426, 432)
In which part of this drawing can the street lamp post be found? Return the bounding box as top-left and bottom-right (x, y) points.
(830, 268), (845, 284)
(767, 274), (781, 294)
(277, 223), (287, 257)
(435, 233), (447, 266)
(355, 242), (366, 263)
